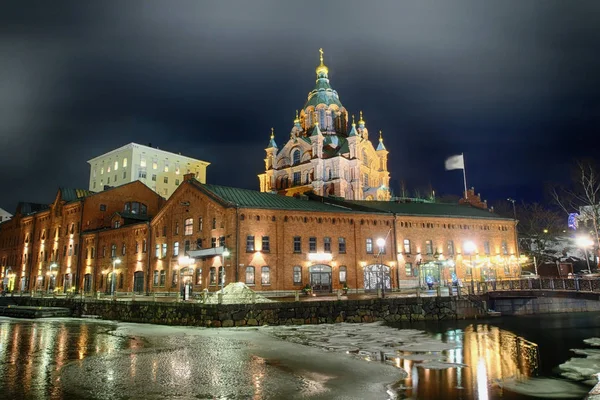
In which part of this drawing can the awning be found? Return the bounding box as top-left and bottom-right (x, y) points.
(187, 246), (226, 259)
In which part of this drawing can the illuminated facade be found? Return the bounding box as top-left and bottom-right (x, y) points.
(87, 142), (210, 199)
(258, 50), (391, 200)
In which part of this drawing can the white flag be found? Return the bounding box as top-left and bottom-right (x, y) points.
(445, 154), (464, 170)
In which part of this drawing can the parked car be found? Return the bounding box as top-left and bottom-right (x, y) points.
(520, 271), (540, 279)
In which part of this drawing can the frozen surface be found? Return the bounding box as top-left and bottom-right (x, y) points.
(58, 322), (401, 399)
(203, 282), (273, 304)
(497, 377), (589, 398)
(559, 338), (600, 384)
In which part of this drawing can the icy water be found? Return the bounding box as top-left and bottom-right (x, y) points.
(1, 314), (599, 399)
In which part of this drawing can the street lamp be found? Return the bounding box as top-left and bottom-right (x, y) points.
(111, 258), (121, 299)
(464, 241), (476, 293)
(221, 248), (230, 294)
(576, 236), (594, 271)
(376, 238), (386, 298)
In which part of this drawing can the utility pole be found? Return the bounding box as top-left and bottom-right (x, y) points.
(507, 198), (521, 277)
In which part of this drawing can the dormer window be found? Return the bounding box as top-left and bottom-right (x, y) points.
(124, 202), (148, 215)
(292, 149), (301, 165)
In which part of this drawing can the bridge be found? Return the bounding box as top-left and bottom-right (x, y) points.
(481, 278), (600, 315)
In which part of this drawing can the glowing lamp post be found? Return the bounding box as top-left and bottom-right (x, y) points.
(376, 238), (386, 298)
(464, 241), (476, 293)
(576, 236), (594, 271)
(221, 248), (230, 294)
(111, 258), (121, 299)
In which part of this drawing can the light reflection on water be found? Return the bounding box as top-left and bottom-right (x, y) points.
(398, 324), (540, 399)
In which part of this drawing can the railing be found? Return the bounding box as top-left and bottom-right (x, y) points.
(485, 278), (600, 294)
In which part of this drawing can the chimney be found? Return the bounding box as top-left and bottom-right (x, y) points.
(183, 173), (195, 181)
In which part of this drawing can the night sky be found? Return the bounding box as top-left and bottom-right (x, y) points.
(1, 1), (600, 212)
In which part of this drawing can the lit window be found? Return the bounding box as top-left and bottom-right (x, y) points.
(209, 267), (216, 285)
(184, 218), (193, 235)
(140, 158), (146, 168)
(425, 240), (433, 255)
(324, 237), (331, 253)
(123, 158), (127, 167)
(152, 161), (158, 170)
(339, 266), (347, 283)
(366, 238), (373, 254)
(246, 235), (255, 252)
(403, 239), (411, 254)
(100, 167), (104, 175)
(175, 167), (180, 175)
(405, 263), (414, 277)
(196, 268), (202, 285)
(114, 161), (118, 170)
(447, 240), (455, 255)
(164, 165), (169, 172)
(261, 266), (270, 285)
(245, 266), (255, 285)
(338, 237), (346, 253)
(261, 236), (270, 252)
(293, 266), (302, 284)
(173, 242), (179, 256)
(161, 243), (167, 258)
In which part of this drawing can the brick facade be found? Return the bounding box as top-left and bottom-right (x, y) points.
(1, 178), (517, 295)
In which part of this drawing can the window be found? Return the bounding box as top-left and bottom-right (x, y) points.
(212, 218), (217, 230)
(484, 241), (491, 255)
(107, 177), (110, 184)
(219, 235), (225, 247)
(173, 242), (179, 256)
(425, 240), (433, 255)
(161, 243), (167, 258)
(155, 244), (160, 258)
(175, 179), (180, 186)
(135, 241), (139, 254)
(123, 158), (127, 167)
(292, 149), (301, 165)
(114, 161), (118, 171)
(159, 270), (166, 286)
(366, 238), (373, 254)
(108, 166), (111, 173)
(102, 246), (106, 258)
(195, 268), (202, 285)
(164, 177), (168, 184)
(138, 170), (146, 179)
(293, 237), (301, 253)
(153, 270), (159, 286)
(162, 226), (167, 237)
(114, 221), (121, 229)
(184, 240), (190, 252)
(151, 174), (157, 181)
(121, 243), (126, 256)
(309, 237), (317, 253)
(338, 237), (346, 253)
(502, 241), (508, 255)
(262, 236), (270, 252)
(324, 237), (331, 253)
(209, 267), (216, 285)
(91, 247), (95, 259)
(218, 267), (225, 286)
(175, 222), (179, 235)
(141, 158), (147, 168)
(93, 181), (96, 189)
(261, 266), (270, 285)
(405, 263), (414, 277)
(184, 218), (193, 235)
(293, 172), (301, 186)
(198, 217), (203, 232)
(246, 235), (255, 252)
(111, 244), (117, 258)
(152, 161), (158, 170)
(245, 266), (255, 284)
(100, 204), (107, 211)
(293, 266), (302, 284)
(164, 165), (169, 173)
(339, 266), (347, 283)
(172, 271), (178, 286)
(142, 239), (147, 253)
(447, 240), (455, 256)
(100, 167), (104, 175)
(211, 238), (216, 248)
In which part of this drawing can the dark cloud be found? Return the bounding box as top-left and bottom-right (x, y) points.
(1, 0), (600, 211)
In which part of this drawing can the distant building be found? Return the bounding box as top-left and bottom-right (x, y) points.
(87, 142), (210, 198)
(0, 208), (12, 223)
(258, 50), (391, 200)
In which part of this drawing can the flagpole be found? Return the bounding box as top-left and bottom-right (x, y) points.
(462, 153), (468, 199)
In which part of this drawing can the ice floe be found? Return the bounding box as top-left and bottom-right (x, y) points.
(497, 377), (589, 398)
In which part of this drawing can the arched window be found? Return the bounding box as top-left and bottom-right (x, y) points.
(292, 149), (301, 165)
(195, 267), (202, 285)
(362, 149), (368, 166)
(261, 266), (271, 285)
(339, 266), (347, 283)
(245, 266), (255, 285)
(209, 267), (216, 285)
(293, 266), (302, 284)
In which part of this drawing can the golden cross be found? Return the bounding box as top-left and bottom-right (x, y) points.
(319, 48), (324, 64)
(270, 127), (274, 139)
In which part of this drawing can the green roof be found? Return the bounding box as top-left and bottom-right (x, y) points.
(304, 77), (343, 109)
(60, 188), (94, 202)
(195, 182), (367, 213)
(347, 201), (510, 220)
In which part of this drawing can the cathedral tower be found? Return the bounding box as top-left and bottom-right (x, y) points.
(258, 50), (391, 200)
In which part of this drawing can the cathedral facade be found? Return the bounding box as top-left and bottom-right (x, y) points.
(258, 50), (391, 201)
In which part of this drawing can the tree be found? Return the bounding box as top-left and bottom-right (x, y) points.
(552, 161), (600, 253)
(517, 202), (565, 270)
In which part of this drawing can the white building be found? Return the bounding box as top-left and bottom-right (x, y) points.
(87, 143), (210, 198)
(0, 208), (12, 223)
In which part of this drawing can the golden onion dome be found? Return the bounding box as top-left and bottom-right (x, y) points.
(315, 48), (329, 76)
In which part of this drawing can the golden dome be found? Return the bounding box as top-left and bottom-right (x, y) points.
(358, 110), (365, 125)
(315, 48), (329, 76)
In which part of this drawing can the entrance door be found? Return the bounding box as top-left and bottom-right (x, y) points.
(133, 271), (144, 294)
(83, 274), (92, 293)
(363, 264), (391, 291)
(309, 265), (332, 292)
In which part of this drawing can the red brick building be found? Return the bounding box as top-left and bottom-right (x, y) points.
(1, 177), (517, 295)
